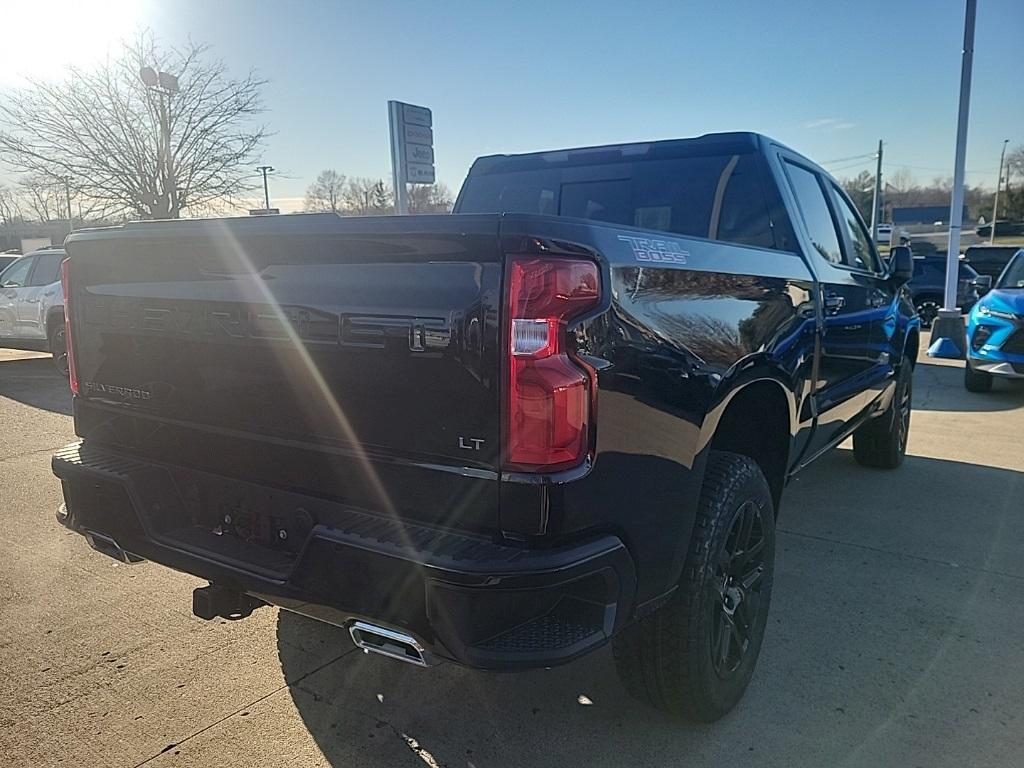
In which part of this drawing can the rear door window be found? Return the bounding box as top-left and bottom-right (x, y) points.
(28, 252), (65, 286)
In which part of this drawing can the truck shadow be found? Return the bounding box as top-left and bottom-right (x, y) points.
(0, 355), (73, 415)
(276, 451), (1024, 767)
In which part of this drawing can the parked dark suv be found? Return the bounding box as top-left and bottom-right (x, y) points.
(962, 245), (1022, 280)
(907, 255), (985, 327)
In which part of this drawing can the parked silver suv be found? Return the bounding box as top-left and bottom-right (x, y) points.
(0, 247), (68, 373)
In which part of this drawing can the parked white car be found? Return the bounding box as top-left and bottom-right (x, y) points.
(0, 247), (68, 373)
(875, 223), (910, 245)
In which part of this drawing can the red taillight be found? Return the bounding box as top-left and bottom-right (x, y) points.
(60, 258), (79, 395)
(504, 257), (600, 472)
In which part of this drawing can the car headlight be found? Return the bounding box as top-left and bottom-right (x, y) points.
(978, 305), (1019, 321)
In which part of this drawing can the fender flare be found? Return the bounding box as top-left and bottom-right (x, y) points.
(694, 361), (798, 463)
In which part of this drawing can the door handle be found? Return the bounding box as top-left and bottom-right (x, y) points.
(823, 293), (846, 313)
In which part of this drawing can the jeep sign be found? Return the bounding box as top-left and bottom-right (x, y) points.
(388, 100), (436, 214)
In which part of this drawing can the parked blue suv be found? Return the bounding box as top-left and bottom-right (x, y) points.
(965, 248), (1024, 392)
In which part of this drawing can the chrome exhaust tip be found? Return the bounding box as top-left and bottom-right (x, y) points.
(348, 621), (434, 667)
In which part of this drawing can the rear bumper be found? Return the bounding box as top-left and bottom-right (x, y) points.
(52, 441), (636, 670)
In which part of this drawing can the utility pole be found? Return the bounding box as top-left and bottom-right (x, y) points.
(870, 139), (883, 241)
(256, 165), (274, 210)
(990, 139), (1009, 244)
(929, 0), (977, 359)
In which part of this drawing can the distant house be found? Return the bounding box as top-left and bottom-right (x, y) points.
(892, 205), (970, 225)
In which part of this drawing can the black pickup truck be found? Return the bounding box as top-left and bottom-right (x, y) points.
(53, 132), (918, 721)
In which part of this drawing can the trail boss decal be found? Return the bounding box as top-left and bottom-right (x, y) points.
(618, 235), (689, 265)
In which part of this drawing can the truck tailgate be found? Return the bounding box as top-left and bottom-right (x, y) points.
(65, 213), (504, 531)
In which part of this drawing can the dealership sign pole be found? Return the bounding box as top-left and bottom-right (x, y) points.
(929, 0), (976, 359)
(388, 101), (435, 215)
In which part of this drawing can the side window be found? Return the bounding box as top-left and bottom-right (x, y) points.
(784, 162), (842, 266)
(0, 257), (34, 288)
(830, 186), (880, 272)
(28, 253), (65, 286)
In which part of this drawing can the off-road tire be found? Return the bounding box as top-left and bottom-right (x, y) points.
(612, 451), (775, 722)
(49, 321), (69, 376)
(853, 355), (913, 469)
(963, 362), (993, 393)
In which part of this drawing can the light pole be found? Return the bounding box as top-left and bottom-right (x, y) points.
(256, 166), (274, 210)
(990, 139), (1009, 244)
(58, 175), (73, 235)
(870, 139), (883, 241)
(929, 0), (977, 360)
(139, 66), (180, 218)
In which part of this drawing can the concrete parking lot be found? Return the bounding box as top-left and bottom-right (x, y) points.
(1, 341), (1023, 767)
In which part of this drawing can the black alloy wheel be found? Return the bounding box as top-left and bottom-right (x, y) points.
(709, 500), (768, 678)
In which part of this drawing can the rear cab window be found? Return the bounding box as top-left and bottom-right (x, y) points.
(457, 149), (780, 250)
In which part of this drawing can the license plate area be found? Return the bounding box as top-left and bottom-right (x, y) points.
(139, 467), (331, 579)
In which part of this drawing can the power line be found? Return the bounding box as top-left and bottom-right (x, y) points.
(820, 151), (878, 166)
(828, 159), (877, 174)
(882, 162), (998, 175)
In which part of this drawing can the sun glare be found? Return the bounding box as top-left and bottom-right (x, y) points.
(0, 0), (141, 84)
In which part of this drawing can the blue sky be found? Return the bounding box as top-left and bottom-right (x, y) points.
(4, 0), (1024, 211)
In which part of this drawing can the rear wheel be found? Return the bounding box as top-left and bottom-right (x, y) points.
(853, 355), (913, 469)
(913, 296), (941, 329)
(964, 362), (993, 393)
(613, 451), (775, 722)
(49, 322), (69, 376)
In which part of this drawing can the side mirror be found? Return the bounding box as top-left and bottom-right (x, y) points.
(889, 245), (913, 285)
(971, 274), (993, 294)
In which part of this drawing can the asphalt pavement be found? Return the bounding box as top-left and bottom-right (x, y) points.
(1, 342), (1023, 767)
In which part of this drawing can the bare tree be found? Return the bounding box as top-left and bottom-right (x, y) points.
(1007, 145), (1024, 183)
(0, 184), (22, 225)
(408, 182), (454, 214)
(888, 168), (916, 195)
(19, 176), (66, 222)
(0, 32), (267, 219)
(343, 177), (392, 215)
(1005, 145), (1024, 220)
(840, 170), (874, 222)
(304, 169), (346, 213)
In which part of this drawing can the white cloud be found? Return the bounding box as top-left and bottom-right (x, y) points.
(804, 117), (856, 131)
